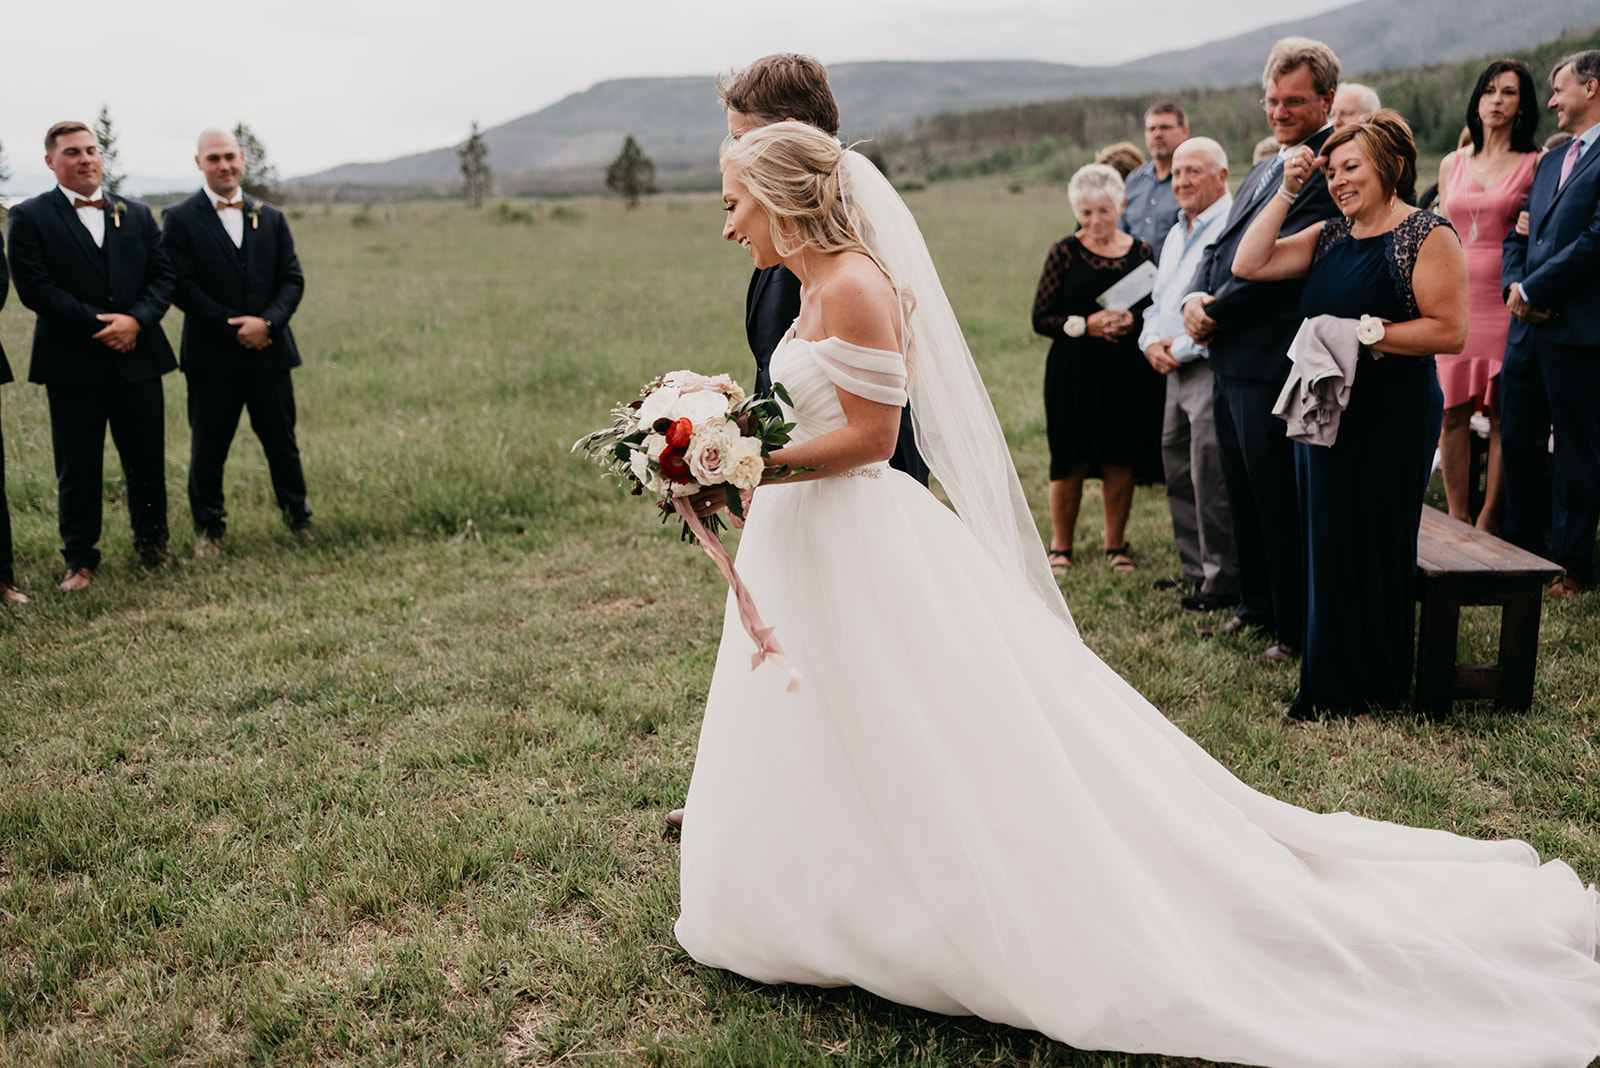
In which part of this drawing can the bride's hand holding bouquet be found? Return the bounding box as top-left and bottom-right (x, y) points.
(573, 369), (802, 690)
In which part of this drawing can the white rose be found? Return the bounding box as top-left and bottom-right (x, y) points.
(725, 436), (765, 491)
(1064, 316), (1087, 338)
(1356, 315), (1387, 346)
(630, 447), (667, 494)
(670, 389), (732, 426)
(687, 419), (739, 485)
(664, 371), (746, 405)
(643, 432), (668, 460)
(636, 386), (681, 428)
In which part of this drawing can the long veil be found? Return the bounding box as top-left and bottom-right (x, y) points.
(838, 152), (1077, 636)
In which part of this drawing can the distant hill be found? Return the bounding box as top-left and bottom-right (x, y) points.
(878, 23), (1600, 191)
(288, 0), (1600, 198)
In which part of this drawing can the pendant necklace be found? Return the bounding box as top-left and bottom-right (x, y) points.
(1465, 188), (1484, 243)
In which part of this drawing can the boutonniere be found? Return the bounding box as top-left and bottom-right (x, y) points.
(112, 200), (127, 229)
(247, 199), (261, 231)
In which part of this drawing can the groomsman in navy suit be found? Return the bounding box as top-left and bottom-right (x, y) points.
(1180, 39), (1343, 660)
(7, 121), (176, 590)
(718, 53), (928, 485)
(162, 128), (311, 556)
(1501, 50), (1600, 597)
(0, 231), (27, 604)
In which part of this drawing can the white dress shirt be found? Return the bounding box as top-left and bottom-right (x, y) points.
(207, 185), (246, 247)
(59, 184), (106, 248)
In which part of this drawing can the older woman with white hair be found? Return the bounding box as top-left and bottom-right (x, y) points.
(1031, 163), (1163, 574)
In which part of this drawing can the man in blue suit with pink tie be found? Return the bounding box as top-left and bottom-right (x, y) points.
(1501, 49), (1600, 597)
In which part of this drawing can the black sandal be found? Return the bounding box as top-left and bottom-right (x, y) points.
(1104, 544), (1136, 572)
(1048, 548), (1073, 576)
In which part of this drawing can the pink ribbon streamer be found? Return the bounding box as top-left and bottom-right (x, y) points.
(673, 497), (802, 694)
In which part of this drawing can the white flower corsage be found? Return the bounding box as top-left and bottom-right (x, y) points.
(1064, 316), (1087, 338)
(1356, 315), (1386, 347)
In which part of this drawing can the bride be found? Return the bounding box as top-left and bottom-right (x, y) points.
(674, 121), (1600, 1068)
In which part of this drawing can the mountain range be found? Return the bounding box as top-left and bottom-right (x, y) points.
(289, 0), (1600, 197)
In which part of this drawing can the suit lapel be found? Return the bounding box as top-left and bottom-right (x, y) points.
(746, 267), (771, 331)
(241, 196), (258, 284)
(51, 188), (109, 280)
(1543, 139), (1599, 217)
(1215, 158), (1279, 242)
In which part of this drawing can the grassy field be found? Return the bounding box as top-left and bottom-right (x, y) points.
(1, 189), (1597, 1067)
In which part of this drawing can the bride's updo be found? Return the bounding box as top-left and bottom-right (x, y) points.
(720, 123), (867, 258)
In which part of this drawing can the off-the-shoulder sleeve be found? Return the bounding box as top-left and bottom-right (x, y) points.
(811, 336), (908, 406)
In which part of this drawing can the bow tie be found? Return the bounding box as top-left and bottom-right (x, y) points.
(73, 197), (104, 210)
(216, 199), (244, 211)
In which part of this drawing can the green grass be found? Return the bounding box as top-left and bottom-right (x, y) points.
(1, 193), (1596, 1067)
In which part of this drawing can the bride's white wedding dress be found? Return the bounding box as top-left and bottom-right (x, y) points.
(675, 155), (1600, 1068)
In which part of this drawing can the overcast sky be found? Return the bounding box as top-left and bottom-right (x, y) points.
(3, 0), (1352, 195)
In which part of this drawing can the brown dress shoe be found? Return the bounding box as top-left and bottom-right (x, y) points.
(1548, 576), (1586, 599)
(193, 536), (223, 559)
(1, 583), (30, 605)
(1261, 642), (1300, 663)
(665, 809), (685, 832)
(59, 568), (94, 591)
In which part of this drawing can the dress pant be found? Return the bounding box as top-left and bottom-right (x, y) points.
(1211, 371), (1302, 649)
(46, 378), (169, 570)
(1, 395), (14, 587)
(1501, 336), (1600, 586)
(186, 368), (311, 537)
(1162, 360), (1237, 596)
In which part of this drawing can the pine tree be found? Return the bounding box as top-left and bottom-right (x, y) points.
(232, 122), (282, 202)
(605, 135), (657, 208)
(94, 104), (124, 195)
(458, 122), (491, 208)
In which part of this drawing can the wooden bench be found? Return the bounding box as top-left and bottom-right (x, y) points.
(1414, 506), (1564, 715)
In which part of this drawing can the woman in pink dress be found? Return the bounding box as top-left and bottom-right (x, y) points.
(1435, 59), (1543, 530)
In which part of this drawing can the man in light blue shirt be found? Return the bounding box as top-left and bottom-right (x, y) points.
(1119, 102), (1188, 262)
(1139, 137), (1238, 611)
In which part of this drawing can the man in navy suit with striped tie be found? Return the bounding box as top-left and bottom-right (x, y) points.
(1179, 38), (1343, 661)
(7, 121), (176, 591)
(1501, 49), (1600, 597)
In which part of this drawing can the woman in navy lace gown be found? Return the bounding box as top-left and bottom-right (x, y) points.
(1233, 110), (1466, 719)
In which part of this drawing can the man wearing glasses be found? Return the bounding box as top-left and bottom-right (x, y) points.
(1179, 38), (1342, 663)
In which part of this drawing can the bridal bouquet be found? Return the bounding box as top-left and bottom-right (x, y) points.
(573, 370), (802, 691)
(572, 370), (795, 536)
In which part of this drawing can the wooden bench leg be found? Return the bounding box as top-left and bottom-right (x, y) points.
(1495, 586), (1544, 711)
(1415, 578), (1461, 716)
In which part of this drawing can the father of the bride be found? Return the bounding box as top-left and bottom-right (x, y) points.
(716, 53), (928, 486)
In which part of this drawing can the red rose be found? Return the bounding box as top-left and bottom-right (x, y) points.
(658, 446), (693, 483)
(665, 417), (694, 450)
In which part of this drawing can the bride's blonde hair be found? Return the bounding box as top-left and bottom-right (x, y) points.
(720, 123), (868, 259)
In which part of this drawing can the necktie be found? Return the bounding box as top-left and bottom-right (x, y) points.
(73, 197), (104, 210)
(1252, 157), (1284, 201)
(1558, 142), (1581, 189)
(216, 199), (243, 211)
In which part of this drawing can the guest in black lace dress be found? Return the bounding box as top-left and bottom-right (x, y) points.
(1232, 111), (1467, 719)
(1032, 164), (1162, 575)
